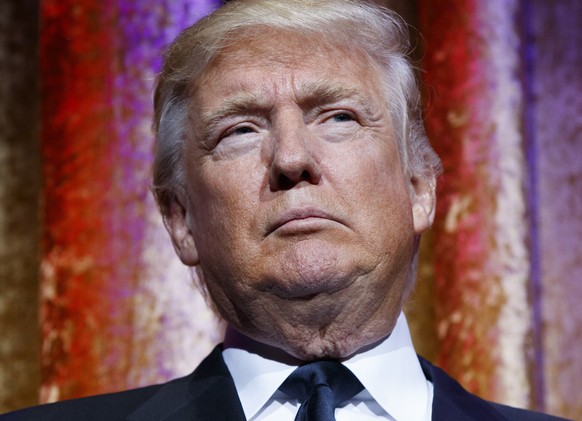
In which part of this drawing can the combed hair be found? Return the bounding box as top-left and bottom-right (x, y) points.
(152, 0), (442, 213)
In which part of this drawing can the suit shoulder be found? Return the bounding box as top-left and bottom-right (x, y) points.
(417, 356), (571, 420)
(1, 348), (228, 421)
(0, 383), (163, 421)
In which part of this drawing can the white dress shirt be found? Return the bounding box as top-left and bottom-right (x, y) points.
(222, 312), (433, 421)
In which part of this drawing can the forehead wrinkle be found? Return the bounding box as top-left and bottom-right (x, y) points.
(194, 64), (384, 144)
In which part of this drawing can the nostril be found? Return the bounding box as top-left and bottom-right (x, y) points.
(268, 149), (322, 191)
(277, 173), (295, 190)
(275, 170), (314, 190)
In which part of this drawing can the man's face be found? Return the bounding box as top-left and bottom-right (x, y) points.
(166, 30), (434, 360)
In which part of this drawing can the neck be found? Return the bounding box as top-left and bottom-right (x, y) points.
(223, 325), (305, 365)
(222, 321), (396, 364)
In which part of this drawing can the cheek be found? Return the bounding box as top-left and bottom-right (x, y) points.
(190, 160), (263, 237)
(330, 143), (410, 209)
(330, 146), (414, 254)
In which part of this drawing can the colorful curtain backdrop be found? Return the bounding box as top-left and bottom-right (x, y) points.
(419, 1), (582, 418)
(0, 0), (580, 419)
(0, 0), (41, 412)
(38, 0), (224, 405)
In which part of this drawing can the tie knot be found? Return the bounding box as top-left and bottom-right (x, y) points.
(281, 361), (364, 406)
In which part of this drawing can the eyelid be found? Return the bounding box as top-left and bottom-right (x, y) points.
(207, 115), (260, 143)
(318, 108), (359, 124)
(222, 122), (258, 137)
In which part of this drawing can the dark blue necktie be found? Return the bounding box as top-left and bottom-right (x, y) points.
(280, 361), (364, 421)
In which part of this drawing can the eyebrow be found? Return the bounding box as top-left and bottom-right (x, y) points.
(197, 80), (373, 141)
(294, 81), (363, 112)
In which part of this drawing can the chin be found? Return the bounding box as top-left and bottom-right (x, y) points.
(265, 242), (374, 298)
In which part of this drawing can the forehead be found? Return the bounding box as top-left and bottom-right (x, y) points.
(193, 29), (386, 106)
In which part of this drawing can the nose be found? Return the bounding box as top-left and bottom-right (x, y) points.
(268, 113), (322, 190)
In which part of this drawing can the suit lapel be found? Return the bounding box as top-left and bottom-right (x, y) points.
(126, 346), (246, 421)
(418, 357), (508, 420)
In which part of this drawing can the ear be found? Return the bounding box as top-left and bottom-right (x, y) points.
(162, 197), (200, 266)
(410, 174), (436, 235)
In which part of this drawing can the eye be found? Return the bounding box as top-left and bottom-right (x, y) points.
(230, 125), (255, 136)
(221, 124), (257, 140)
(320, 110), (358, 126)
(330, 112), (355, 123)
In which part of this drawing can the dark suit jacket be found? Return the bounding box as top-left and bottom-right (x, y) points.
(0, 345), (568, 420)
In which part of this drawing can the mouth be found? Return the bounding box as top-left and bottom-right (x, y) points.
(268, 206), (343, 236)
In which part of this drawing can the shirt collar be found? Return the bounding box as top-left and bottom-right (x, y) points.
(222, 312), (431, 420)
(222, 332), (297, 419)
(342, 313), (432, 421)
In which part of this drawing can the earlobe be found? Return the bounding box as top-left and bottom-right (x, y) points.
(163, 197), (200, 266)
(411, 175), (436, 235)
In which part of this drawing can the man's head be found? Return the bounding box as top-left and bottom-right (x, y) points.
(153, 0), (441, 361)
